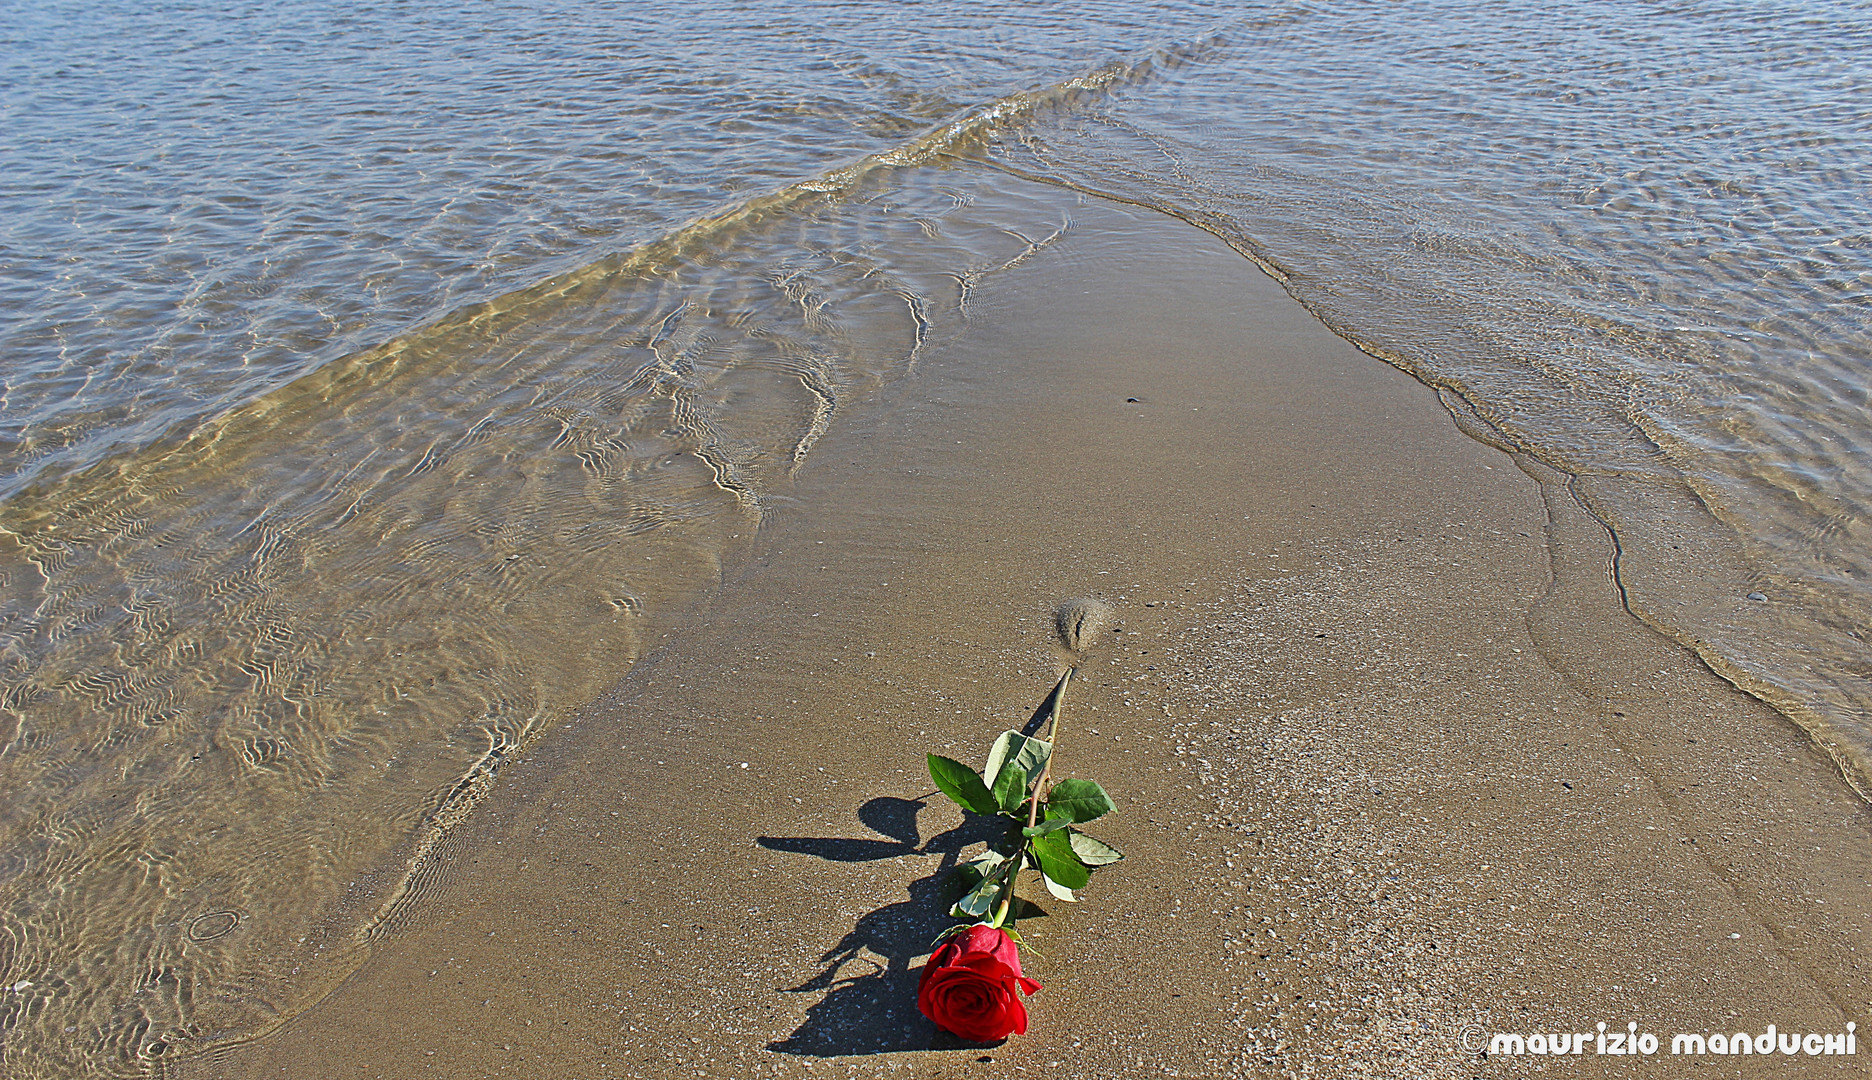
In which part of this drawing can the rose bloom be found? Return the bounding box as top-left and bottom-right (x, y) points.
(916, 924), (1042, 1041)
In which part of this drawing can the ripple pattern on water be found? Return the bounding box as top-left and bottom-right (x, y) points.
(7, 0), (1872, 1073)
(985, 0), (1872, 791)
(0, 149), (1093, 1073)
(0, 0), (1229, 500)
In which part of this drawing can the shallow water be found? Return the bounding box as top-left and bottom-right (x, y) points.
(984, 0), (1872, 790)
(3, 0), (1870, 1073)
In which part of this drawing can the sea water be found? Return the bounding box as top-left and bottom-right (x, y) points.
(2, 1), (1868, 1073)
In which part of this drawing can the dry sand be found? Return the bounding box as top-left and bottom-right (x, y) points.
(180, 198), (1872, 1078)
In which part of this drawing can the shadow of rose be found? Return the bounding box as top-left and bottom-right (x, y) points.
(760, 797), (1014, 1056)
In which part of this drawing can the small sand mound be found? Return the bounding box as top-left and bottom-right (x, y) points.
(1053, 598), (1113, 653)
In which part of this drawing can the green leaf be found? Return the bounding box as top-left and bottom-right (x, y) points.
(966, 848), (1008, 871)
(1045, 778), (1116, 824)
(1068, 830), (1125, 866)
(1020, 818), (1072, 838)
(1040, 871), (1078, 903)
(984, 731), (1052, 791)
(951, 879), (1001, 919)
(928, 754), (999, 815)
(950, 849), (1018, 919)
(1029, 829), (1091, 889)
(991, 764), (1028, 814)
(950, 848), (1007, 891)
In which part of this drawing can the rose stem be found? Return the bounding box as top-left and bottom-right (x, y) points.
(997, 666), (1075, 927)
(1025, 666), (1074, 831)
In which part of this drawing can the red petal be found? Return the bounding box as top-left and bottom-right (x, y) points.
(1006, 991), (1029, 1035)
(954, 956), (1017, 982)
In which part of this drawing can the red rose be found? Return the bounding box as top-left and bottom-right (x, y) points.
(916, 924), (1042, 1041)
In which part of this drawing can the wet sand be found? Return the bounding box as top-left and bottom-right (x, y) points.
(181, 199), (1872, 1078)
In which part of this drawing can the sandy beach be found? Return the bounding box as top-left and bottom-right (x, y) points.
(179, 200), (1872, 1078)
